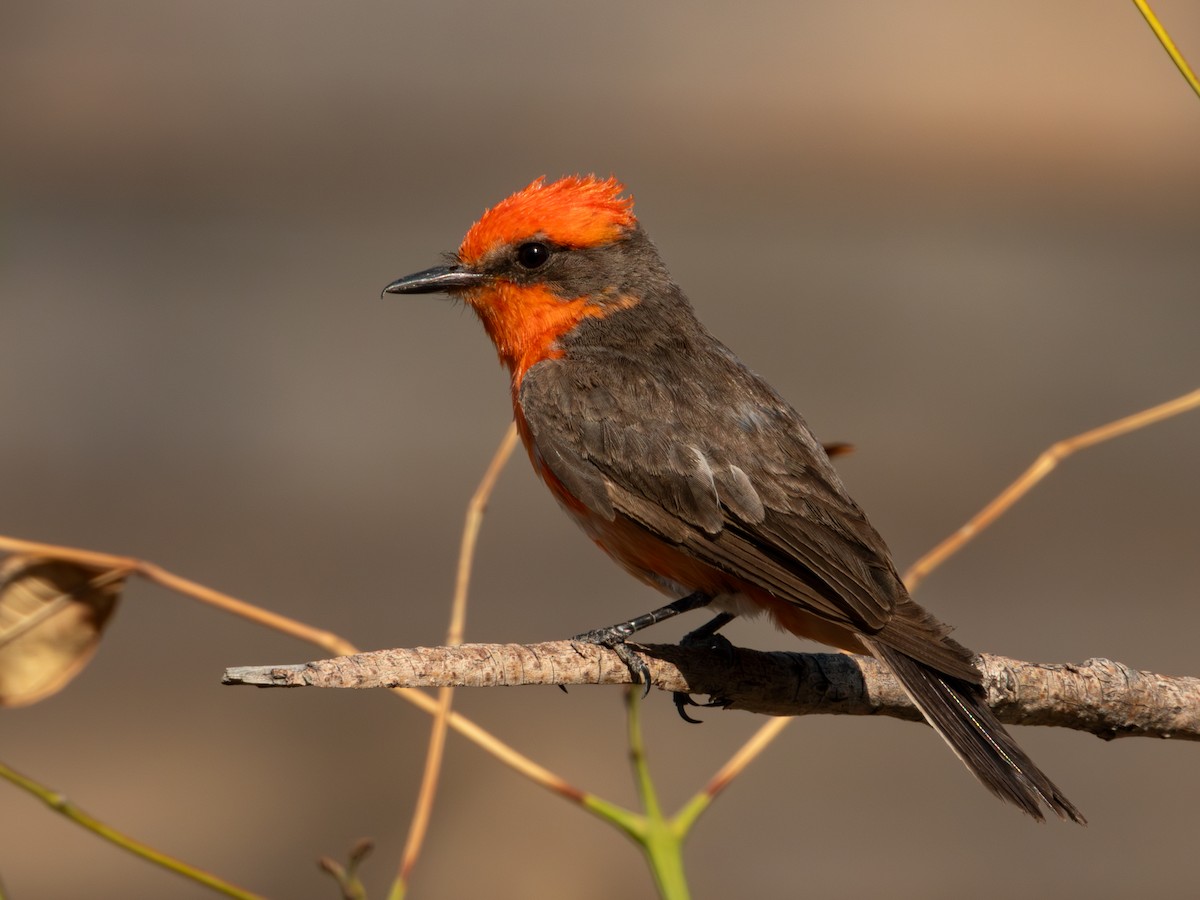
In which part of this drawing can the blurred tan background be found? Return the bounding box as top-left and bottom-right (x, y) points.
(3, 2), (1199, 897)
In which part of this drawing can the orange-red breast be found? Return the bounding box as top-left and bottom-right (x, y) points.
(384, 175), (1084, 823)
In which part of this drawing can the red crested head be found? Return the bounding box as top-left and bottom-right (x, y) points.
(384, 175), (652, 388)
(458, 175), (636, 265)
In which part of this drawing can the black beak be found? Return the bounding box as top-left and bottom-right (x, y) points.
(381, 264), (487, 297)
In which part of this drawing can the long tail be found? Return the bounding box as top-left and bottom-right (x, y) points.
(861, 638), (1086, 824)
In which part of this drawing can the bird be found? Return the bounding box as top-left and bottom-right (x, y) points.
(383, 174), (1084, 823)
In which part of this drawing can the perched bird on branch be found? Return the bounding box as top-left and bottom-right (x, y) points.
(384, 175), (1084, 823)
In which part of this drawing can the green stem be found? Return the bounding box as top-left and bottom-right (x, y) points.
(626, 689), (663, 822)
(639, 816), (690, 900)
(575, 692), (695, 900)
(0, 759), (265, 900)
(670, 791), (713, 838)
(625, 690), (690, 900)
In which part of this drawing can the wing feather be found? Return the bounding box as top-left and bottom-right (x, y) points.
(518, 342), (898, 634)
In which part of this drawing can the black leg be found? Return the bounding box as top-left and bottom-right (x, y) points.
(573, 592), (712, 694)
(573, 592), (713, 643)
(680, 612), (735, 647)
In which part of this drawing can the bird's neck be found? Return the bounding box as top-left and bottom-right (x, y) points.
(469, 283), (636, 391)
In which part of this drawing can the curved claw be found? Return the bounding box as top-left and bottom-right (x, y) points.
(673, 692), (705, 724)
(611, 642), (652, 698)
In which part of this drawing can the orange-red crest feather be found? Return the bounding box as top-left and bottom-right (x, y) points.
(458, 175), (636, 265)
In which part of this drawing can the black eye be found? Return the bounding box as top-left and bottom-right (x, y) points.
(516, 241), (551, 269)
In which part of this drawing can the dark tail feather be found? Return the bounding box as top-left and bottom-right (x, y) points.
(862, 638), (1086, 824)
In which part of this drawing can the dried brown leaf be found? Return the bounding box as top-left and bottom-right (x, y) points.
(0, 556), (125, 707)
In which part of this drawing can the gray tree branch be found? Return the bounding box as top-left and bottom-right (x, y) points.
(222, 641), (1199, 742)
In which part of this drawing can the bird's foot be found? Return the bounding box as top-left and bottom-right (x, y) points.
(672, 613), (738, 722)
(679, 612), (736, 652)
(680, 628), (735, 655)
(572, 625), (652, 696)
(571, 594), (713, 697)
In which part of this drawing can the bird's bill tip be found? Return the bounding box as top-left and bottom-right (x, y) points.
(381, 265), (486, 297)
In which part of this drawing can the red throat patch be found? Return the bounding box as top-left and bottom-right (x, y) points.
(470, 282), (637, 390)
(458, 175), (635, 265)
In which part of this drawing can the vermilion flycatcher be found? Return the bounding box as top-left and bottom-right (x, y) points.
(384, 175), (1083, 823)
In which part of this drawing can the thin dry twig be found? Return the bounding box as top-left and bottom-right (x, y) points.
(904, 387), (1200, 591)
(0, 536), (356, 657)
(702, 717), (792, 800)
(0, 532), (584, 804)
(1133, 0), (1200, 100)
(223, 641), (1199, 742)
(396, 423), (519, 890)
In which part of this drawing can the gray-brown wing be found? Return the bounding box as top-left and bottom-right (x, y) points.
(518, 344), (901, 634)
